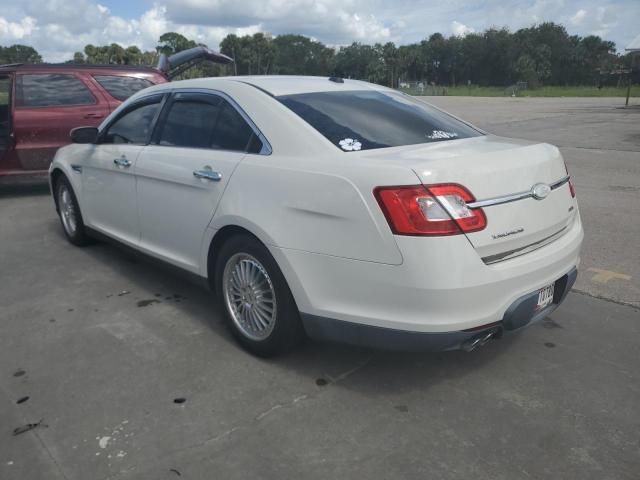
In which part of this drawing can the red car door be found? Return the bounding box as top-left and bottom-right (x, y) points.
(11, 72), (109, 171)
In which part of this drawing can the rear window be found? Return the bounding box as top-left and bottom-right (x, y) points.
(277, 90), (481, 152)
(94, 75), (153, 101)
(16, 74), (95, 107)
(210, 102), (256, 152)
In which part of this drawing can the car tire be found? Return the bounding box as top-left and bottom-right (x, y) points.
(215, 234), (304, 356)
(55, 176), (90, 246)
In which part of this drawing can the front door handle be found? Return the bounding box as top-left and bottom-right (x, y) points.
(84, 113), (104, 119)
(113, 156), (132, 168)
(193, 166), (222, 181)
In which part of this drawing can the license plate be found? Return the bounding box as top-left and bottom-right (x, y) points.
(536, 283), (555, 309)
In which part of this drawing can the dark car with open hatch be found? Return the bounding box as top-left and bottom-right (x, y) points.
(0, 47), (231, 180)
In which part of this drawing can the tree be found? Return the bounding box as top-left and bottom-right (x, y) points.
(382, 42), (399, 87)
(156, 32), (197, 55)
(271, 34), (334, 76)
(0, 44), (42, 64)
(54, 24), (628, 87)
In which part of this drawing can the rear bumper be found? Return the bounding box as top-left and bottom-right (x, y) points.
(302, 267), (577, 351)
(272, 212), (583, 334)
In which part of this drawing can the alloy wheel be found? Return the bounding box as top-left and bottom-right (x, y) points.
(222, 253), (277, 341)
(59, 184), (77, 236)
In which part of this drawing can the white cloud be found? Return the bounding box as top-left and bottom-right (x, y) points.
(0, 16), (37, 40)
(570, 9), (587, 25)
(163, 0), (392, 44)
(0, 0), (638, 62)
(566, 6), (616, 38)
(450, 20), (474, 37)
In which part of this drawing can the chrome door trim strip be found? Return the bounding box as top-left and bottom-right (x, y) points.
(468, 175), (570, 209)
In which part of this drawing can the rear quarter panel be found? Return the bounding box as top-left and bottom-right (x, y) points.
(206, 80), (421, 266)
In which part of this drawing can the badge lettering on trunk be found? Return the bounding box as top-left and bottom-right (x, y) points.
(492, 227), (524, 240)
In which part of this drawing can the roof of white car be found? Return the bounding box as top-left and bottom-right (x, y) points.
(154, 75), (391, 97)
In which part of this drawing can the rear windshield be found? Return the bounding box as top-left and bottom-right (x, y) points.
(277, 90), (481, 152)
(94, 75), (153, 101)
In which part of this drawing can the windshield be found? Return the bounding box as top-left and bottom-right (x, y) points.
(277, 90), (482, 152)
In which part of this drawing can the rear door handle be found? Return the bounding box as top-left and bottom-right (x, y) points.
(84, 113), (104, 119)
(193, 167), (222, 181)
(113, 157), (132, 168)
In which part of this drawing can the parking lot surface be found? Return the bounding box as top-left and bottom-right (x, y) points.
(1, 97), (639, 479)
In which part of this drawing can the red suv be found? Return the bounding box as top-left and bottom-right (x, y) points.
(0, 47), (231, 179)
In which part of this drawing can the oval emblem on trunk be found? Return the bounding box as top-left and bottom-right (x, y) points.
(531, 183), (551, 200)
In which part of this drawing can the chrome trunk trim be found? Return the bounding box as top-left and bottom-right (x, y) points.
(468, 175), (570, 209)
(482, 226), (568, 265)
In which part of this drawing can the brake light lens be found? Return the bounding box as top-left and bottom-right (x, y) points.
(564, 161), (576, 198)
(374, 184), (487, 236)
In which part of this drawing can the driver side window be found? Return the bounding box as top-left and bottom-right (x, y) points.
(102, 96), (162, 145)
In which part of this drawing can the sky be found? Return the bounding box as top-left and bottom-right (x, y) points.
(0, 0), (638, 62)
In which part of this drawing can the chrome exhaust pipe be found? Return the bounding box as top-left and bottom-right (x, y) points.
(461, 330), (497, 352)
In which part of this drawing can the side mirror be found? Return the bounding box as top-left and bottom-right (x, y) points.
(70, 127), (99, 144)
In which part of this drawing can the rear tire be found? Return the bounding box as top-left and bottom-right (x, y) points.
(215, 234), (304, 356)
(55, 176), (90, 246)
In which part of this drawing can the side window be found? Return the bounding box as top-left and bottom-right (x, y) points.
(102, 97), (162, 145)
(16, 74), (95, 107)
(94, 75), (153, 101)
(211, 101), (256, 152)
(247, 133), (264, 154)
(156, 94), (222, 148)
(0, 75), (10, 150)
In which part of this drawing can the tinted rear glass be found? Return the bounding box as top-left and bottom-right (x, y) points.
(16, 74), (95, 107)
(210, 102), (254, 152)
(277, 90), (481, 152)
(158, 95), (222, 148)
(94, 75), (153, 101)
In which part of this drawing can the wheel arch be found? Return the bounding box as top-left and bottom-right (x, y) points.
(50, 167), (67, 211)
(205, 223), (311, 312)
(50, 167), (86, 221)
(207, 225), (260, 287)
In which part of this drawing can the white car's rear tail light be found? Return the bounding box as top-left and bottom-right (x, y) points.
(374, 184), (487, 236)
(564, 161), (576, 198)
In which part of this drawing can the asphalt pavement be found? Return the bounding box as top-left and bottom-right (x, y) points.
(1, 97), (639, 479)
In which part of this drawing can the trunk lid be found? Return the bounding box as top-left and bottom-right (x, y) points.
(362, 135), (577, 262)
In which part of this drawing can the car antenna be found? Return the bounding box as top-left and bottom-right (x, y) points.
(328, 76), (344, 83)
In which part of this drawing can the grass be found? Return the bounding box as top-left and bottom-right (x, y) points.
(401, 85), (640, 98)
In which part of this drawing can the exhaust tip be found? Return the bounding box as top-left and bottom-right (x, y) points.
(461, 329), (499, 352)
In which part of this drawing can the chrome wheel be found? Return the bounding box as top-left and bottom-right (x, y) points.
(222, 253), (277, 341)
(58, 184), (77, 236)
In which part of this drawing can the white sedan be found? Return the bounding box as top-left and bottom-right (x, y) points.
(49, 76), (583, 356)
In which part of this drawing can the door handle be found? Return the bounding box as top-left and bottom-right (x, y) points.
(193, 167), (222, 181)
(84, 113), (104, 119)
(113, 157), (132, 168)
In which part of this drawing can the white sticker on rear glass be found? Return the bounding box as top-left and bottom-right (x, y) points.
(426, 130), (459, 140)
(339, 138), (362, 151)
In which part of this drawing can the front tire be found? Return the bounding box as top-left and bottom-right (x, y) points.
(215, 234), (303, 356)
(55, 176), (89, 246)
